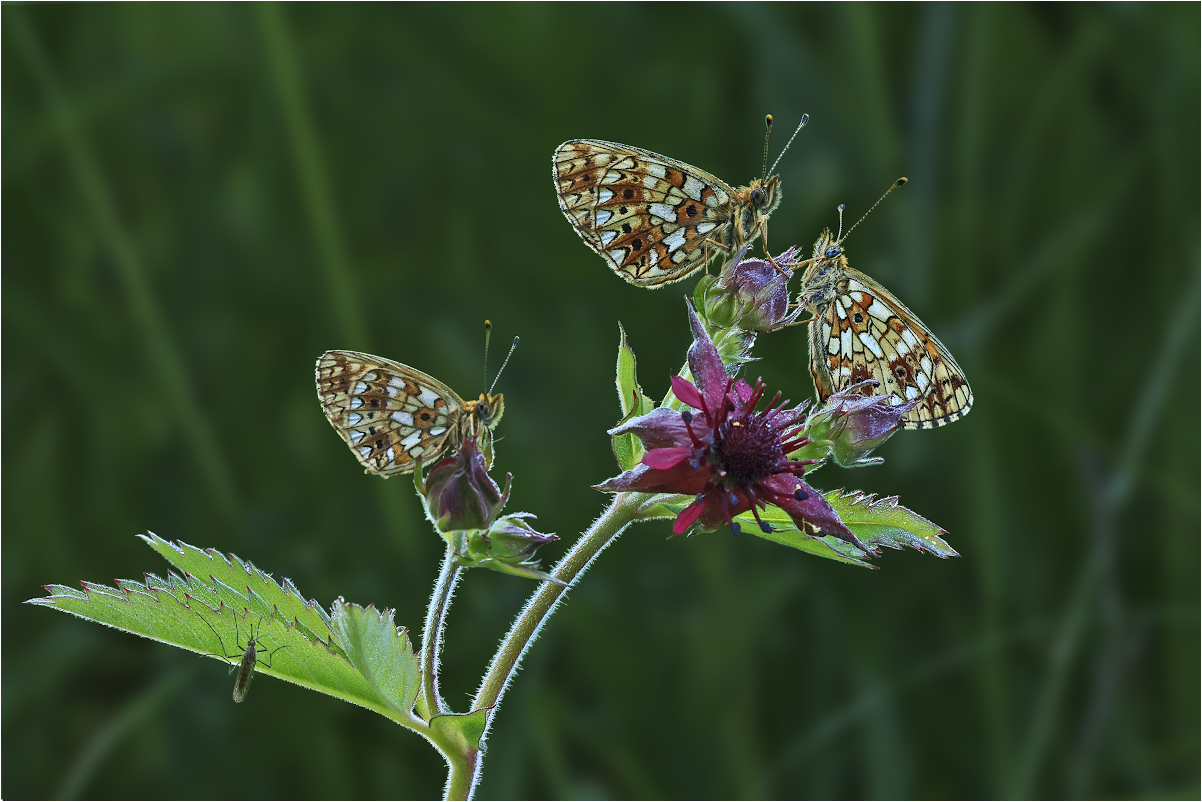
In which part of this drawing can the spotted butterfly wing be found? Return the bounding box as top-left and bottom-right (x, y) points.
(800, 231), (973, 429)
(316, 350), (502, 476)
(553, 140), (781, 287)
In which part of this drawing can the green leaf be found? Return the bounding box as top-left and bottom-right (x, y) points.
(735, 505), (878, 568)
(331, 599), (421, 718)
(28, 534), (423, 725)
(825, 489), (959, 558)
(734, 490), (957, 567)
(612, 323), (656, 471)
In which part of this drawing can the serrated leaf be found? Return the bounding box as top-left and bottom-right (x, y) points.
(825, 489), (958, 558)
(737, 508), (876, 568)
(330, 599), (421, 718)
(29, 534), (423, 724)
(139, 532), (345, 658)
(613, 323), (656, 471)
(733, 490), (957, 566)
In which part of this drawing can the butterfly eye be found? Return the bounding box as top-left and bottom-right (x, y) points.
(825, 245), (841, 258)
(750, 187), (765, 206)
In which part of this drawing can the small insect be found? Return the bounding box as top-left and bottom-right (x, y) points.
(199, 613), (288, 704)
(553, 114), (808, 287)
(797, 179), (973, 429)
(316, 326), (517, 476)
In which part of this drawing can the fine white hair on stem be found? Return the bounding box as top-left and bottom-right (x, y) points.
(466, 497), (640, 798)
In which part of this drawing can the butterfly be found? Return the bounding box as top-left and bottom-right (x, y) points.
(797, 193), (973, 429)
(315, 350), (503, 476)
(552, 115), (806, 287)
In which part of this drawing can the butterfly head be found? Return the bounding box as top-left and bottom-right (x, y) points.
(811, 228), (847, 266)
(469, 392), (505, 433)
(747, 176), (782, 217)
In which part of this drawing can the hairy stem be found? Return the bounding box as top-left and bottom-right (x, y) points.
(452, 491), (647, 799)
(419, 546), (462, 719)
(443, 749), (478, 801)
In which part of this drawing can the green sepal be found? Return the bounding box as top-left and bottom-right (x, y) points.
(430, 706), (490, 754)
(612, 323), (656, 471)
(635, 494), (693, 523)
(28, 533), (423, 724)
(452, 552), (565, 585)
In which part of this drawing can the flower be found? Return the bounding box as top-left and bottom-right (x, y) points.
(803, 381), (919, 468)
(598, 301), (872, 552)
(422, 435), (511, 533)
(700, 245), (806, 332)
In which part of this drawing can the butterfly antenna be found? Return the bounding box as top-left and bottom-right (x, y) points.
(767, 113), (809, 177)
(761, 114), (773, 180)
(489, 336), (519, 394)
(835, 203), (847, 242)
(483, 319), (493, 388)
(842, 177), (908, 241)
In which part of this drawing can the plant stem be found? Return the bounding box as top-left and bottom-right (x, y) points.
(419, 546), (462, 719)
(443, 748), (478, 801)
(452, 491), (646, 799)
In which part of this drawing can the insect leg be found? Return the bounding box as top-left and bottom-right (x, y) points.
(759, 222), (791, 278)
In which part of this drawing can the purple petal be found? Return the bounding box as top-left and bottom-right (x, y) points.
(761, 474), (872, 553)
(608, 407), (692, 449)
(670, 375), (705, 411)
(594, 462), (709, 495)
(673, 497), (709, 535)
(733, 379), (755, 405)
(685, 300), (726, 406)
(642, 447), (693, 470)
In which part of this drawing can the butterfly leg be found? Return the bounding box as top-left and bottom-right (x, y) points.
(759, 222), (792, 279)
(701, 238), (732, 272)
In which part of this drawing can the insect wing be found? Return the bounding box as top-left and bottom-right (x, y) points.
(810, 268), (973, 429)
(553, 140), (737, 287)
(232, 641), (258, 703)
(316, 350), (466, 476)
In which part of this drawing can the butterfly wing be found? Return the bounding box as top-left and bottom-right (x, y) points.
(809, 268), (973, 429)
(315, 350), (467, 476)
(553, 140), (738, 287)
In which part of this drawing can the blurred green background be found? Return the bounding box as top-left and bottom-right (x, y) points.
(4, 3), (1198, 798)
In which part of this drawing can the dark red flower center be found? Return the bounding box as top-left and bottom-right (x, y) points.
(715, 409), (783, 485)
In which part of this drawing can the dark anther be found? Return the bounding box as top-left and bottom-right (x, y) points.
(759, 521), (772, 533)
(730, 521), (741, 536)
(681, 410), (693, 424)
(794, 487), (808, 501)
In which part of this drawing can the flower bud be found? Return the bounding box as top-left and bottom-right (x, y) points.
(422, 436), (510, 533)
(700, 246), (805, 332)
(457, 513), (564, 584)
(802, 382), (919, 468)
